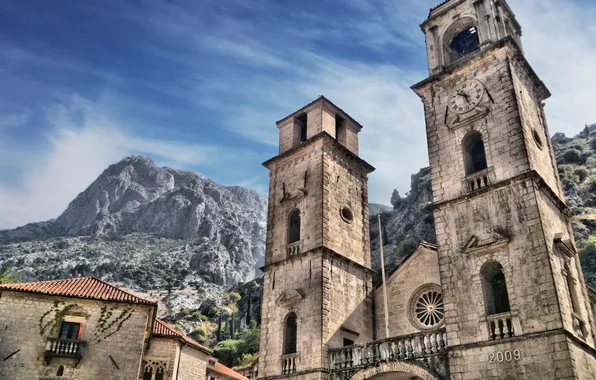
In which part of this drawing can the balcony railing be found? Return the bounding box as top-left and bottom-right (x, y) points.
(486, 312), (514, 340)
(465, 169), (489, 192)
(286, 241), (302, 258)
(44, 338), (85, 364)
(328, 330), (447, 371)
(281, 353), (298, 375)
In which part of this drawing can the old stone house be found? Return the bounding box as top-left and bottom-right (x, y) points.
(257, 0), (596, 379)
(0, 276), (215, 380)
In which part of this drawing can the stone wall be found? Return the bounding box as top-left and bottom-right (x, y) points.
(374, 245), (441, 338)
(0, 290), (152, 380)
(277, 100), (359, 156)
(143, 338), (179, 379)
(321, 140), (371, 267)
(177, 345), (209, 380)
(422, 0), (521, 75)
(568, 337), (596, 379)
(419, 46), (534, 205)
(322, 256), (374, 350)
(448, 331), (575, 380)
(259, 251), (325, 378)
(511, 61), (564, 199)
(434, 179), (562, 346)
(535, 187), (596, 346)
(265, 140), (324, 265)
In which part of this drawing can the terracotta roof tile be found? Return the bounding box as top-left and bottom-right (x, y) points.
(0, 276), (156, 305)
(208, 358), (249, 380)
(153, 319), (212, 355)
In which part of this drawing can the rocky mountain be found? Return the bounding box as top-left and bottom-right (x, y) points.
(370, 124), (596, 287)
(1, 125), (595, 355)
(0, 156), (267, 313)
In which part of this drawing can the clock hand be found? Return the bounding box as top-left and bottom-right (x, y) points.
(457, 91), (471, 103)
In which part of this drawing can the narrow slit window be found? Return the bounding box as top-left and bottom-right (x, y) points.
(284, 313), (297, 354)
(335, 115), (345, 144)
(288, 210), (301, 244)
(297, 114), (307, 143)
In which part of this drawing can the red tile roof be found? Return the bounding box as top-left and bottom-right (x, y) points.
(0, 276), (156, 305)
(153, 319), (212, 355)
(208, 358), (249, 380)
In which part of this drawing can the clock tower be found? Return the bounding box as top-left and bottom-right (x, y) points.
(412, 0), (596, 378)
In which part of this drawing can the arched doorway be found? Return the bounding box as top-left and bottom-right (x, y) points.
(350, 361), (441, 380)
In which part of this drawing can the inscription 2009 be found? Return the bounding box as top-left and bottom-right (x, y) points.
(488, 349), (521, 363)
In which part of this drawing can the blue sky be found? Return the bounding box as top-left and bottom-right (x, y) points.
(0, 0), (595, 229)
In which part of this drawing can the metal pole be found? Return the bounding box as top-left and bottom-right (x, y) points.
(378, 214), (390, 339)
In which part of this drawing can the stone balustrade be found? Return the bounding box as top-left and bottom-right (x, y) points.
(281, 353), (298, 375)
(286, 241), (302, 258)
(44, 337), (85, 364)
(465, 169), (489, 192)
(328, 329), (447, 371)
(486, 312), (515, 340)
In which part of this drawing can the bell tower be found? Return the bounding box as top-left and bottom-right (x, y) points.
(412, 0), (596, 378)
(258, 97), (375, 380)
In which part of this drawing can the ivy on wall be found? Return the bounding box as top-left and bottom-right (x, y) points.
(38, 301), (136, 344)
(93, 306), (135, 343)
(39, 301), (79, 337)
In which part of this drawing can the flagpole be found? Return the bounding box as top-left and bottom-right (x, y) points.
(378, 214), (390, 339)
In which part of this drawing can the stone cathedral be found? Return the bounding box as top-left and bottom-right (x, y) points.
(258, 0), (596, 379)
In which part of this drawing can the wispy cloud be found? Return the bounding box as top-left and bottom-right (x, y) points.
(0, 96), (258, 229)
(0, 0), (594, 230)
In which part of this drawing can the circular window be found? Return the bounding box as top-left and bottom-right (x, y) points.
(340, 207), (354, 223)
(533, 129), (544, 150)
(408, 284), (445, 330)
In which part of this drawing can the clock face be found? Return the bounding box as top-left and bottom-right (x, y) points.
(449, 80), (484, 114)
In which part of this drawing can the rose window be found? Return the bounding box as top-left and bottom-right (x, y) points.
(408, 284), (445, 330)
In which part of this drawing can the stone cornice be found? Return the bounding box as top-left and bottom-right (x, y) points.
(262, 132), (375, 174)
(260, 246), (374, 275)
(433, 170), (571, 218)
(411, 37), (550, 102)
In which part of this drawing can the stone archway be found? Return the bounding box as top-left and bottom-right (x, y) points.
(350, 361), (441, 380)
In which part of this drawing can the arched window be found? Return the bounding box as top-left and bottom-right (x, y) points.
(288, 210), (301, 244)
(57, 365), (64, 377)
(463, 132), (488, 175)
(284, 313), (297, 354)
(450, 27), (480, 58)
(443, 19), (480, 65)
(155, 367), (165, 380)
(481, 261), (511, 315)
(143, 366), (153, 380)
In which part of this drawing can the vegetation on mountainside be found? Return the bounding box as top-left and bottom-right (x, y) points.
(163, 279), (262, 368)
(0, 266), (18, 284)
(553, 125), (596, 286)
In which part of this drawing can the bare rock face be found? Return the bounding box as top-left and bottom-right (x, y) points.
(0, 156), (267, 306)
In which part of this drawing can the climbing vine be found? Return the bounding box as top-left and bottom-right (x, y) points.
(39, 301), (80, 337)
(38, 301), (135, 344)
(93, 306), (135, 343)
